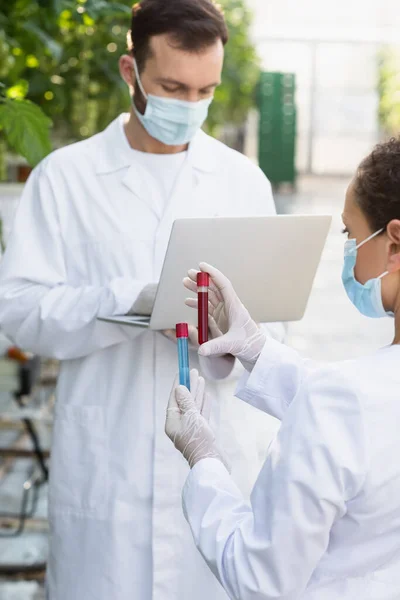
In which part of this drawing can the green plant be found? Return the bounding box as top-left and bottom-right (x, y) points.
(207, 0), (260, 136)
(378, 47), (400, 136)
(0, 83), (52, 168)
(0, 0), (259, 177)
(0, 0), (136, 145)
(0, 15), (54, 179)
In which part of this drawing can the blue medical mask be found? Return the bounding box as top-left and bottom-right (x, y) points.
(342, 228), (393, 318)
(132, 59), (213, 146)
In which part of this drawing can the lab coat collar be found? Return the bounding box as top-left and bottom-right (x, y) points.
(94, 114), (217, 175)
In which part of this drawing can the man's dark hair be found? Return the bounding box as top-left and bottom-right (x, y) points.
(129, 0), (229, 72)
(355, 138), (400, 232)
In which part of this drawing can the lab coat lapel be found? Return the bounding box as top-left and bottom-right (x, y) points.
(121, 162), (161, 220)
(94, 114), (160, 220)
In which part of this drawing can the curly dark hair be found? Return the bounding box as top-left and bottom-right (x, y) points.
(355, 137), (400, 232)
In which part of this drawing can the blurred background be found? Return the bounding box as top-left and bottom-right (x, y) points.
(0, 0), (399, 597)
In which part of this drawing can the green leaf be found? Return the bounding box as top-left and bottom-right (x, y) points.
(22, 22), (63, 62)
(86, 0), (132, 18)
(52, 0), (66, 12)
(0, 98), (52, 166)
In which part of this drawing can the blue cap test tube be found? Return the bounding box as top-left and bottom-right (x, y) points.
(176, 323), (190, 391)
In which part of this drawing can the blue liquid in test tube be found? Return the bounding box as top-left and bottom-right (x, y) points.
(176, 323), (190, 390)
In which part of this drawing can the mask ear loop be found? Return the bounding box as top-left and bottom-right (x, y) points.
(133, 57), (148, 100)
(378, 271), (389, 279)
(356, 228), (389, 279)
(355, 228), (384, 250)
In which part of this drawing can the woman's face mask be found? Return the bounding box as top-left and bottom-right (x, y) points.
(342, 229), (394, 318)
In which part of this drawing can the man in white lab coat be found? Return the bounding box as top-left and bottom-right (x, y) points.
(0, 1), (282, 598)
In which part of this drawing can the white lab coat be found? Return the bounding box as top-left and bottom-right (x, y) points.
(183, 340), (400, 600)
(0, 115), (282, 600)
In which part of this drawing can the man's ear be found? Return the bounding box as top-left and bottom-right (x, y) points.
(119, 55), (135, 91)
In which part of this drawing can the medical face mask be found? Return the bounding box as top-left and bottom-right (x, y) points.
(342, 228), (394, 318)
(132, 59), (213, 146)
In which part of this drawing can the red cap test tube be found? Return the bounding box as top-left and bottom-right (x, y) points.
(197, 272), (210, 345)
(176, 323), (190, 390)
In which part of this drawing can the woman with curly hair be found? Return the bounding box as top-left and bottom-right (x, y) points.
(166, 138), (400, 600)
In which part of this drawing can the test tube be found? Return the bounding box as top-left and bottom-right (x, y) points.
(176, 323), (190, 390)
(197, 272), (210, 345)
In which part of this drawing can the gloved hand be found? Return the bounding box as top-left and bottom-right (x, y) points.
(183, 263), (266, 372)
(165, 369), (229, 470)
(128, 283), (158, 316)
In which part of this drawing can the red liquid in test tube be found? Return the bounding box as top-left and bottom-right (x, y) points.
(197, 272), (209, 345)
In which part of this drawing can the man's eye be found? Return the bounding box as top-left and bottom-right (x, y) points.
(162, 85), (180, 93)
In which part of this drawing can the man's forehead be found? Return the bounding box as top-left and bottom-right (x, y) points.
(147, 34), (224, 67)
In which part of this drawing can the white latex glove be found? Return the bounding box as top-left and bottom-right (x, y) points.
(162, 325), (199, 349)
(165, 369), (229, 470)
(183, 263), (266, 372)
(127, 283), (158, 316)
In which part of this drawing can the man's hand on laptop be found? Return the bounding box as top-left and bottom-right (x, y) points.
(127, 283), (158, 317)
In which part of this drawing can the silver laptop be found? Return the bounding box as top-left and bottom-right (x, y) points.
(98, 214), (332, 330)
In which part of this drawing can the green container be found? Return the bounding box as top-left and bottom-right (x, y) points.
(258, 72), (297, 187)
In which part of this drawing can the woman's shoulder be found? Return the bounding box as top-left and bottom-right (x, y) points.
(301, 346), (400, 411)
(299, 361), (361, 415)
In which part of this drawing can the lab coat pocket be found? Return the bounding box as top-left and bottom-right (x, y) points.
(49, 405), (108, 516)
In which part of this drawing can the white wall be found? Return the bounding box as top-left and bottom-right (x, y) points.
(246, 0), (400, 175)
